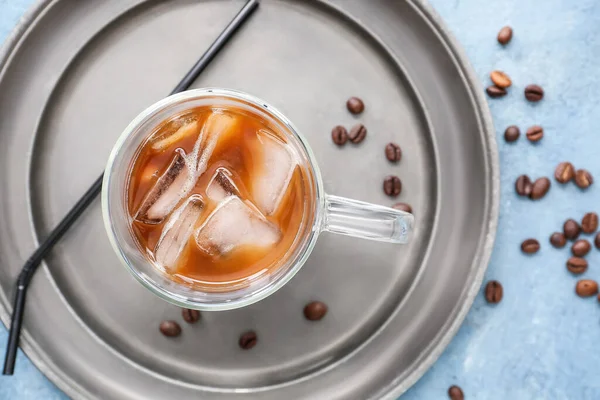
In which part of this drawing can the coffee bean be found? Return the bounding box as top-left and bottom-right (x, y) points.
(448, 385), (464, 400)
(530, 177), (551, 200)
(304, 301), (328, 321)
(566, 257), (587, 274)
(490, 70), (512, 88)
(525, 84), (544, 102)
(564, 219), (581, 240)
(504, 125), (520, 142)
(575, 279), (598, 297)
(497, 26), (513, 45)
(484, 280), (503, 304)
(346, 97), (364, 114)
(239, 331), (258, 350)
(595, 232), (600, 249)
(550, 232), (567, 248)
(348, 123), (367, 144)
(331, 125), (348, 146)
(520, 238), (540, 254)
(581, 212), (599, 233)
(571, 239), (591, 257)
(526, 125), (544, 142)
(598, 293), (600, 303)
(486, 85), (507, 98)
(383, 175), (402, 197)
(159, 320), (182, 337)
(392, 202), (412, 213)
(575, 169), (593, 189)
(181, 308), (200, 324)
(385, 142), (402, 162)
(554, 162), (575, 183)
(515, 175), (533, 197)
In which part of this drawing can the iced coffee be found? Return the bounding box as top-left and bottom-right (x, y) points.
(127, 106), (309, 286)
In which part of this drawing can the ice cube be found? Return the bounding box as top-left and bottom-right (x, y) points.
(196, 196), (280, 256)
(249, 129), (297, 215)
(151, 119), (199, 151)
(134, 149), (196, 224)
(189, 111), (240, 176)
(134, 112), (240, 224)
(206, 167), (241, 203)
(154, 195), (205, 269)
(140, 162), (159, 183)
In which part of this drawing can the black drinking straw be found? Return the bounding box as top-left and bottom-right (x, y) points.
(2, 0), (260, 376)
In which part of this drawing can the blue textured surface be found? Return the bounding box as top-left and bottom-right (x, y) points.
(2, 0), (600, 398)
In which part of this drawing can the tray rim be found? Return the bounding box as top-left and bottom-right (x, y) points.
(0, 0), (499, 398)
(381, 1), (499, 397)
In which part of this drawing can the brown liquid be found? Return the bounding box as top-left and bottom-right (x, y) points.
(127, 105), (309, 286)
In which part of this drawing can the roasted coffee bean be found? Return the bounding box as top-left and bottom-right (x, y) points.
(348, 123), (367, 144)
(392, 202), (412, 213)
(515, 175), (533, 197)
(575, 169), (593, 189)
(346, 97), (364, 114)
(239, 331), (258, 350)
(448, 385), (464, 400)
(304, 301), (328, 321)
(575, 279), (598, 297)
(331, 125), (348, 146)
(497, 26), (513, 45)
(484, 280), (503, 304)
(526, 125), (544, 142)
(581, 212), (599, 233)
(521, 238), (540, 254)
(504, 125), (520, 142)
(550, 232), (567, 248)
(525, 84), (544, 102)
(530, 177), (551, 200)
(181, 308), (201, 324)
(554, 162), (575, 183)
(383, 175), (402, 197)
(490, 70), (512, 88)
(571, 239), (591, 257)
(159, 320), (182, 337)
(595, 232), (600, 249)
(385, 142), (402, 162)
(486, 85), (507, 98)
(564, 219), (581, 240)
(566, 257), (588, 274)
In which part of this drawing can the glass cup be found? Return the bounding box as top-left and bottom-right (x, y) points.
(102, 88), (413, 311)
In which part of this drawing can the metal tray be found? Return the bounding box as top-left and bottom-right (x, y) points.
(0, 0), (498, 398)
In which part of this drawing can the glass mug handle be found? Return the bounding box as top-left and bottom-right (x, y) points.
(322, 194), (414, 243)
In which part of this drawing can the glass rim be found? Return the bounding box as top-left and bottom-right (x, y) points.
(101, 88), (325, 311)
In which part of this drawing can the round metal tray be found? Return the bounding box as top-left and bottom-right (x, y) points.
(0, 0), (498, 398)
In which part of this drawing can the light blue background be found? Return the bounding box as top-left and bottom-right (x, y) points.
(2, 0), (600, 398)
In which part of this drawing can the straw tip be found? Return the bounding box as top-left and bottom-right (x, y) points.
(2, 363), (15, 375)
